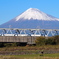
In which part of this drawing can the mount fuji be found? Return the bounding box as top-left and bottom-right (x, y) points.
(0, 8), (59, 29)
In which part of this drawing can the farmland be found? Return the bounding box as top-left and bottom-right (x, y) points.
(0, 53), (59, 59)
(0, 45), (59, 59)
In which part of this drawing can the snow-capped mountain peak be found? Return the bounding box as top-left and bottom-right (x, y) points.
(15, 8), (59, 21)
(0, 8), (59, 29)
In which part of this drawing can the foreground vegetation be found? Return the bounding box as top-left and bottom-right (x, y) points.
(0, 45), (59, 55)
(0, 53), (59, 59)
(0, 45), (58, 58)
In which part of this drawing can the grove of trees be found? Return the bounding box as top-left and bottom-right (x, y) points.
(35, 35), (59, 46)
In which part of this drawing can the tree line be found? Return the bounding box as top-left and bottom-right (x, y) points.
(35, 35), (59, 46)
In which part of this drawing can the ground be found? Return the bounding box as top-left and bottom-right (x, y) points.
(0, 45), (59, 59)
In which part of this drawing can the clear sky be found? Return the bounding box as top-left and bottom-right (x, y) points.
(0, 0), (59, 25)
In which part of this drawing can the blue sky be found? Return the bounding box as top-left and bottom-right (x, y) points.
(0, 0), (59, 25)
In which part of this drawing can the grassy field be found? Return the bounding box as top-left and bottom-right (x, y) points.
(0, 45), (59, 59)
(0, 53), (59, 59)
(0, 45), (59, 51)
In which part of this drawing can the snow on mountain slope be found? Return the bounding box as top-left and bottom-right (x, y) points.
(0, 8), (59, 29)
(15, 8), (59, 21)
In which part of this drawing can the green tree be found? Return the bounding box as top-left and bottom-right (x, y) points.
(35, 36), (46, 46)
(53, 35), (59, 45)
(45, 37), (55, 45)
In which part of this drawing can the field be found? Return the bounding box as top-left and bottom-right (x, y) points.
(0, 53), (59, 59)
(0, 45), (59, 59)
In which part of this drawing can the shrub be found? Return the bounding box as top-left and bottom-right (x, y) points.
(45, 37), (56, 45)
(4, 43), (18, 47)
(4, 43), (12, 47)
(35, 36), (46, 46)
(35, 36), (57, 46)
(11, 42), (17, 47)
(0, 43), (4, 47)
(53, 35), (59, 45)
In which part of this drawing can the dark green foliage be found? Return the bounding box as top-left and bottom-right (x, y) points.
(10, 43), (17, 47)
(35, 36), (46, 46)
(4, 43), (12, 47)
(45, 37), (56, 45)
(0, 43), (4, 47)
(45, 38), (53, 45)
(0, 42), (26, 47)
(2, 42), (20, 47)
(35, 35), (59, 46)
(4, 42), (20, 47)
(53, 35), (59, 45)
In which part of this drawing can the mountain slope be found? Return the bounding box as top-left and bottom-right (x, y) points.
(0, 8), (59, 29)
(15, 8), (59, 21)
